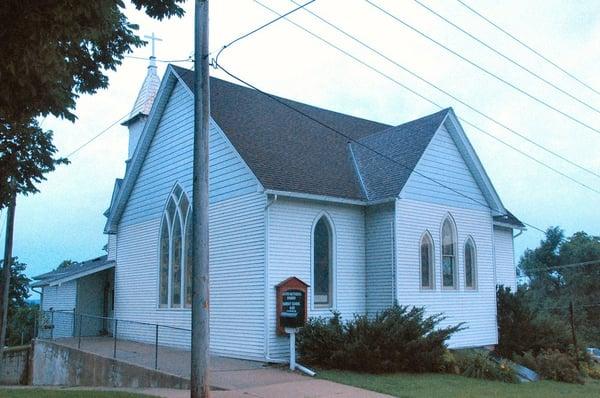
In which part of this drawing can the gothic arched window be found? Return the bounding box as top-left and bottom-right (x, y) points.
(441, 216), (457, 289)
(313, 215), (334, 307)
(464, 237), (477, 289)
(420, 232), (434, 289)
(159, 184), (192, 308)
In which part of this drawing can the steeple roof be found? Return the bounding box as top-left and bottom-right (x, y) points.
(121, 57), (161, 125)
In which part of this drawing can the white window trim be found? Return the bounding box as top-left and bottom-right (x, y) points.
(440, 214), (458, 290)
(464, 236), (478, 291)
(157, 183), (192, 310)
(310, 212), (336, 310)
(419, 231), (435, 291)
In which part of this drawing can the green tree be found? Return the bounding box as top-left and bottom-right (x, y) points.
(0, 258), (37, 347)
(55, 259), (76, 271)
(518, 227), (600, 346)
(0, 0), (186, 209)
(0, 257), (31, 311)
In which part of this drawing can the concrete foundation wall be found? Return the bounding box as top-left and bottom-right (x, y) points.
(32, 340), (189, 389)
(0, 346), (30, 385)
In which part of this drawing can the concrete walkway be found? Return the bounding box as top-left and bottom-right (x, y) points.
(50, 338), (393, 397)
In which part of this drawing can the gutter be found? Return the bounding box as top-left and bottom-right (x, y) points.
(263, 189), (395, 207)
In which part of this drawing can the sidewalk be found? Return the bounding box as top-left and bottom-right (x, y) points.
(57, 380), (394, 397)
(47, 338), (394, 397)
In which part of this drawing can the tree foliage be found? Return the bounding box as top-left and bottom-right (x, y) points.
(0, 119), (67, 209)
(0, 0), (185, 122)
(518, 227), (600, 346)
(0, 0), (186, 208)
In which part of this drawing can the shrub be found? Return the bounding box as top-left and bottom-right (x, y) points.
(454, 350), (518, 383)
(514, 349), (583, 384)
(496, 286), (571, 358)
(297, 305), (463, 373)
(581, 362), (600, 380)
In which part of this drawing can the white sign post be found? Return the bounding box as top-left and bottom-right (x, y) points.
(285, 327), (315, 376)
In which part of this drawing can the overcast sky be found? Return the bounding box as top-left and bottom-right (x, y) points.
(2, 0), (599, 283)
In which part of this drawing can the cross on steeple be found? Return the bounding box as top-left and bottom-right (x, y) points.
(144, 32), (163, 58)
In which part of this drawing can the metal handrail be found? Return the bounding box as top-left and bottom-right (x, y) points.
(43, 309), (192, 332)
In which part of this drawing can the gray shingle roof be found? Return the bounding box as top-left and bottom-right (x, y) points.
(31, 255), (114, 288)
(172, 66), (391, 200)
(351, 109), (450, 201)
(162, 66), (522, 227)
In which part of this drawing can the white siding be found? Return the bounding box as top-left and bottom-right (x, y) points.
(365, 203), (395, 315)
(107, 234), (117, 261)
(494, 226), (516, 291)
(267, 197), (366, 360)
(401, 124), (489, 211)
(114, 79), (266, 360)
(120, 81), (258, 227)
(41, 282), (77, 339)
(395, 199), (497, 348)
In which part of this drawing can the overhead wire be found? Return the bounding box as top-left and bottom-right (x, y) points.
(364, 0), (600, 137)
(251, 0), (600, 195)
(455, 0), (600, 97)
(64, 112), (131, 158)
(410, 0), (600, 116)
(212, 1), (548, 234)
(284, 0), (600, 181)
(124, 55), (194, 63)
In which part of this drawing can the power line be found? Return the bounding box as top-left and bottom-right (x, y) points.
(253, 0), (600, 195)
(64, 112), (131, 158)
(410, 0), (600, 117)
(455, 0), (600, 98)
(213, 13), (548, 234)
(124, 55), (194, 63)
(364, 0), (600, 137)
(284, 0), (600, 181)
(520, 259), (600, 273)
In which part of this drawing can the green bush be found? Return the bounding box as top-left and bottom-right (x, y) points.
(454, 350), (518, 383)
(514, 349), (583, 384)
(297, 305), (463, 373)
(496, 286), (572, 358)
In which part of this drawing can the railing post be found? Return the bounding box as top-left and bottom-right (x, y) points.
(50, 310), (54, 340)
(155, 324), (159, 370)
(33, 310), (38, 339)
(78, 314), (83, 349)
(113, 319), (118, 358)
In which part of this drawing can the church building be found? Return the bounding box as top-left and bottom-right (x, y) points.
(34, 56), (523, 362)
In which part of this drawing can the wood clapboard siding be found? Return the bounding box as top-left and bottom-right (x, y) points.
(267, 197), (366, 360)
(365, 203), (395, 315)
(107, 235), (117, 261)
(395, 199), (497, 348)
(120, 81), (258, 227)
(401, 125), (489, 211)
(494, 226), (516, 291)
(41, 282), (77, 338)
(114, 79), (266, 360)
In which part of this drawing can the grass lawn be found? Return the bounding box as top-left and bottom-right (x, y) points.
(318, 370), (600, 398)
(0, 389), (152, 398)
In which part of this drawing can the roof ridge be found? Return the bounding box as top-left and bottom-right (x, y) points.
(170, 64), (392, 130)
(358, 108), (451, 143)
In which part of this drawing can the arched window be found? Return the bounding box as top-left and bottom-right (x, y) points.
(441, 216), (457, 289)
(464, 237), (477, 289)
(159, 184), (192, 308)
(313, 216), (333, 307)
(420, 232), (434, 289)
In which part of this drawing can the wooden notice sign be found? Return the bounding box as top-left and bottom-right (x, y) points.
(276, 277), (309, 335)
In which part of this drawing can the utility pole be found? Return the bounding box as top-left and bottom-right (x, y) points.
(0, 186), (16, 356)
(191, 0), (210, 397)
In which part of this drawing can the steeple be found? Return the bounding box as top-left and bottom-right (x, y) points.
(122, 33), (163, 160)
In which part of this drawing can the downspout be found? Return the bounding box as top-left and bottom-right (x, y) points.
(263, 194), (278, 362)
(513, 229), (524, 239)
